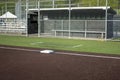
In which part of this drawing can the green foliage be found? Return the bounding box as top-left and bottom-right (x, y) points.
(0, 0), (16, 15)
(81, 0), (118, 8)
(0, 0), (119, 14)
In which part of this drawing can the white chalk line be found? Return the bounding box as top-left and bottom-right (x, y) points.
(0, 46), (120, 60)
(0, 47), (40, 52)
(30, 42), (83, 49)
(30, 42), (44, 45)
(55, 52), (120, 60)
(72, 45), (82, 48)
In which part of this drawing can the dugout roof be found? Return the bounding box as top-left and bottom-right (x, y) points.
(28, 6), (116, 15)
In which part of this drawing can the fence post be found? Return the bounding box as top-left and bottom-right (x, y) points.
(52, 0), (55, 8)
(61, 20), (64, 37)
(38, 0), (41, 37)
(68, 0), (71, 38)
(25, 0), (29, 37)
(105, 0), (108, 40)
(85, 20), (87, 38)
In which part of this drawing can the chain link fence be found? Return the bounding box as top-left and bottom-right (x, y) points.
(31, 19), (120, 39)
(0, 0), (120, 40)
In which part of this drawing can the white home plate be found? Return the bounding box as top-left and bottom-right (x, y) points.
(40, 50), (54, 54)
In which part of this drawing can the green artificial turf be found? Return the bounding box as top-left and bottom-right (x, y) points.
(0, 35), (120, 55)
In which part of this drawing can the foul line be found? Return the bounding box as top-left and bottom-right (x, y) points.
(0, 46), (40, 52)
(0, 46), (120, 60)
(55, 52), (120, 60)
(56, 52), (120, 60)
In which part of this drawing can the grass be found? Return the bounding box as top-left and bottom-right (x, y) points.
(0, 35), (120, 55)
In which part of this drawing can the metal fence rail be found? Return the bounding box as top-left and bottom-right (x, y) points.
(0, 20), (120, 39)
(36, 20), (119, 39)
(0, 21), (26, 35)
(38, 20), (106, 38)
(113, 20), (120, 38)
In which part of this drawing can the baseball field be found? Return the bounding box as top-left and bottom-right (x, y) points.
(0, 35), (120, 80)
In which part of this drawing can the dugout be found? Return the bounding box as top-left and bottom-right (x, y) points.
(28, 6), (116, 39)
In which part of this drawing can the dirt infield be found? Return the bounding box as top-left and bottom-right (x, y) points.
(0, 45), (120, 80)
